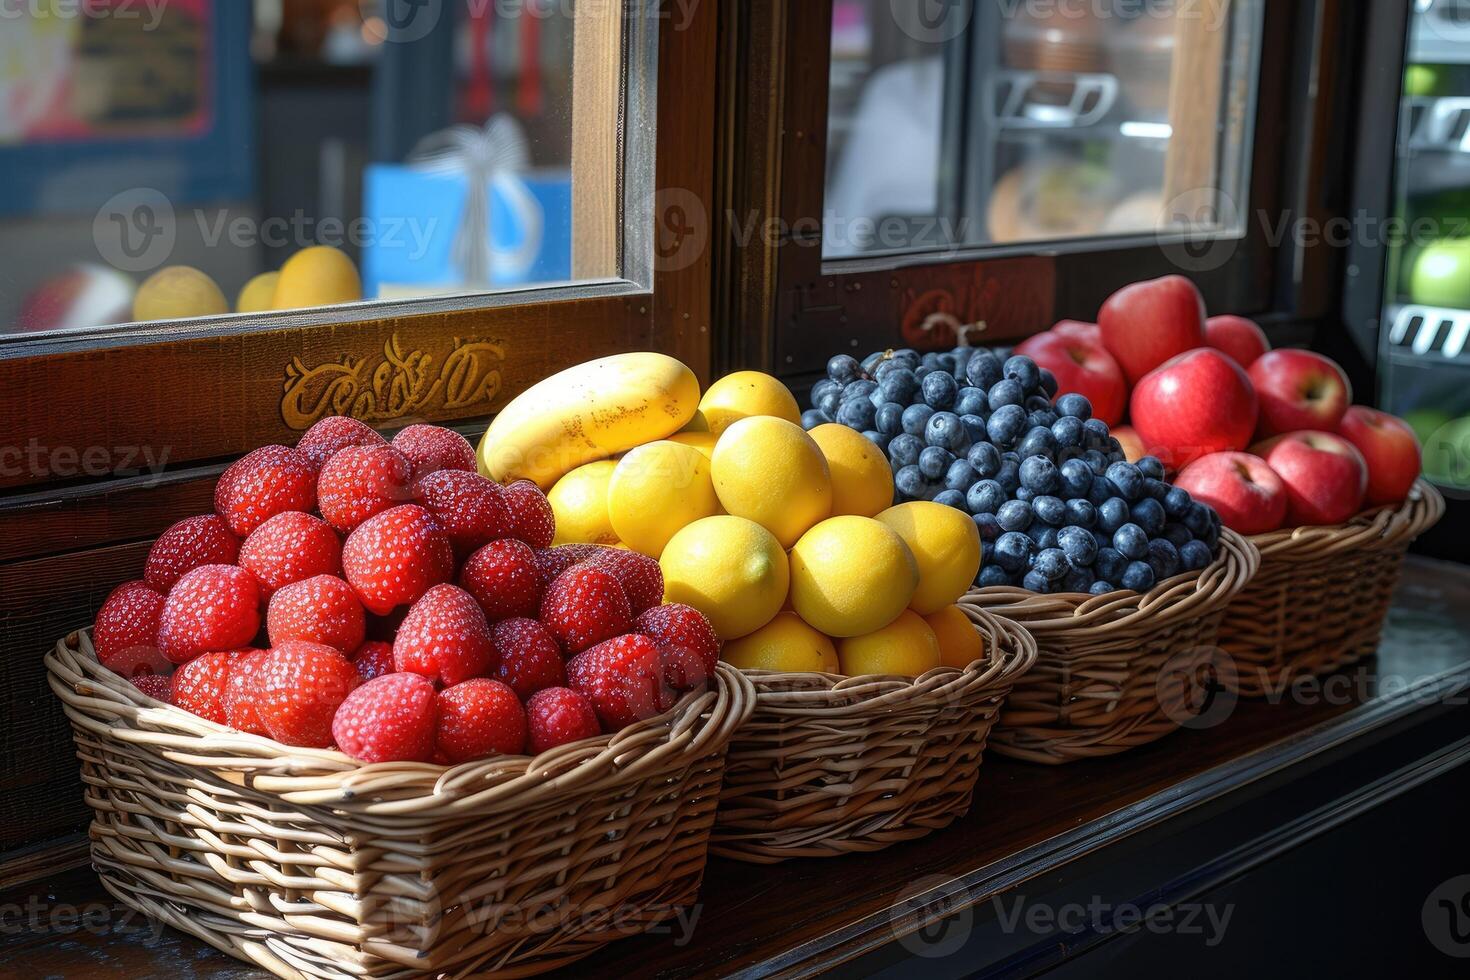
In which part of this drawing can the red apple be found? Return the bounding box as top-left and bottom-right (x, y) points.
(1338, 406), (1422, 506)
(1174, 452), (1288, 535)
(1129, 348), (1258, 470)
(1256, 431), (1368, 526)
(1014, 331), (1128, 425)
(1248, 349), (1352, 438)
(1112, 424), (1146, 464)
(1205, 315), (1271, 369)
(1051, 320), (1103, 348)
(1098, 275), (1207, 385)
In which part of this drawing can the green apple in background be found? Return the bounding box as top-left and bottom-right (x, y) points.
(1404, 408), (1452, 447)
(1405, 64), (1445, 97)
(1409, 238), (1470, 308)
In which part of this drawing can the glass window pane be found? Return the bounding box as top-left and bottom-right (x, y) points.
(823, 0), (1264, 260)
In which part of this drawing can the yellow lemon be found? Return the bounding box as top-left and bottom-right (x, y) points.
(838, 610), (942, 678)
(697, 371), (801, 436)
(660, 516), (789, 639)
(608, 441), (722, 557)
(272, 245), (362, 309)
(876, 502), (982, 615)
(723, 612), (840, 674)
(548, 460), (620, 546)
(132, 266), (228, 322)
(808, 423), (895, 518)
(668, 430), (718, 460)
(788, 516), (918, 638)
(681, 410), (710, 433)
(236, 271), (280, 313)
(711, 416), (832, 549)
(925, 605), (985, 670)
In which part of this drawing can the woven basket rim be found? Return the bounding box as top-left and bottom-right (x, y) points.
(964, 527), (1259, 635)
(46, 629), (756, 813)
(1246, 478), (1445, 559)
(732, 604), (1038, 715)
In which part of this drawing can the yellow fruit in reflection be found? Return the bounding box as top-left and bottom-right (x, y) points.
(548, 460), (620, 546)
(236, 271), (280, 313)
(660, 516), (789, 639)
(668, 430), (718, 460)
(723, 612), (840, 674)
(696, 371), (801, 436)
(132, 266), (229, 322)
(711, 417), (832, 549)
(808, 423), (896, 518)
(876, 502), (982, 615)
(788, 516), (918, 638)
(272, 245), (362, 310)
(925, 605), (985, 670)
(837, 610), (942, 678)
(608, 441), (722, 557)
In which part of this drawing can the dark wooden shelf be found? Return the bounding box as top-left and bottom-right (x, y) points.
(4, 557), (1469, 978)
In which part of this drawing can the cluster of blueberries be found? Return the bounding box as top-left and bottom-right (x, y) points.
(802, 346), (1223, 595)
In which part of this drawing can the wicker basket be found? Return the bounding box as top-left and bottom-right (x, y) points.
(1218, 479), (1445, 698)
(711, 605), (1037, 864)
(46, 630), (755, 980)
(968, 529), (1259, 765)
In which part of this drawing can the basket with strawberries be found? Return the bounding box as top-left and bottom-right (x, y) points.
(47, 413), (754, 980)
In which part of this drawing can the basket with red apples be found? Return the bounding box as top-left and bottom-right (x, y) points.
(45, 416), (755, 979)
(1018, 276), (1445, 698)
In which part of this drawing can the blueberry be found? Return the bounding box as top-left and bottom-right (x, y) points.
(955, 387), (988, 417)
(1034, 548), (1068, 581)
(1095, 547), (1128, 583)
(877, 368), (919, 405)
(935, 353), (957, 375)
(1065, 498), (1097, 528)
(951, 347), (976, 374)
(933, 489), (967, 510)
(1163, 486), (1193, 519)
(1084, 449), (1111, 475)
(1026, 410), (1060, 432)
(843, 379), (879, 404)
(827, 354), (863, 384)
(894, 465), (926, 501)
(1180, 539), (1214, 571)
(920, 351), (943, 369)
(988, 379), (1025, 411)
(1097, 497), (1130, 534)
(1019, 455), (1060, 494)
(1162, 522), (1193, 548)
(967, 480), (1008, 515)
(1137, 455), (1166, 481)
(1087, 475), (1117, 506)
(919, 446), (956, 480)
(1147, 538), (1181, 581)
(926, 412), (971, 453)
(816, 386), (841, 417)
(1089, 580), (1117, 596)
(1183, 502), (1214, 538)
(1062, 566), (1095, 593)
(836, 397), (877, 431)
(997, 500), (1033, 533)
(1038, 369), (1059, 398)
(1106, 462), (1146, 502)
(1025, 395), (1054, 414)
(994, 532), (1035, 573)
(801, 409), (829, 430)
(986, 405), (1028, 449)
(1113, 523), (1149, 561)
(1106, 439), (1127, 463)
(1052, 416), (1085, 450)
(1003, 355), (1041, 392)
(922, 371), (959, 411)
(1028, 525), (1060, 549)
(811, 378), (839, 407)
(977, 564), (1014, 588)
(1020, 570), (1053, 593)
(876, 401), (905, 436)
(863, 431), (888, 451)
(1054, 392), (1092, 420)
(902, 404), (936, 437)
(995, 457), (1022, 494)
(1120, 561), (1156, 593)
(1143, 478), (1171, 502)
(1058, 525), (1099, 567)
(1033, 495), (1067, 526)
(966, 351), (1003, 390)
(960, 415), (988, 442)
(1083, 418), (1112, 451)
(945, 460), (979, 492)
(1015, 487), (1037, 504)
(1130, 497), (1167, 537)
(889, 433), (923, 469)
(973, 512), (1002, 540)
(1059, 458), (1094, 499)
(891, 349), (920, 369)
(862, 351), (887, 375)
(1018, 427), (1058, 461)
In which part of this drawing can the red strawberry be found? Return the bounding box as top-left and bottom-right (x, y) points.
(566, 634), (676, 730)
(351, 640), (396, 681)
(267, 574), (366, 653)
(526, 687), (602, 753)
(317, 444), (414, 532)
(391, 424), (477, 486)
(171, 651), (234, 724)
(341, 505), (454, 615)
(94, 581), (170, 678)
(332, 673), (438, 763)
(490, 617), (566, 699)
(435, 678), (527, 762)
(144, 515), (241, 592)
(503, 479), (555, 548)
(215, 445), (317, 537)
(531, 544), (607, 587)
(224, 648), (268, 735)
(415, 470), (514, 556)
(539, 566), (632, 654)
(296, 416), (388, 473)
(579, 549), (664, 613)
(393, 584), (495, 686)
(131, 674), (174, 702)
(255, 640), (360, 747)
(238, 511), (341, 598)
(634, 603), (721, 691)
(157, 565), (261, 665)
(459, 539), (541, 622)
